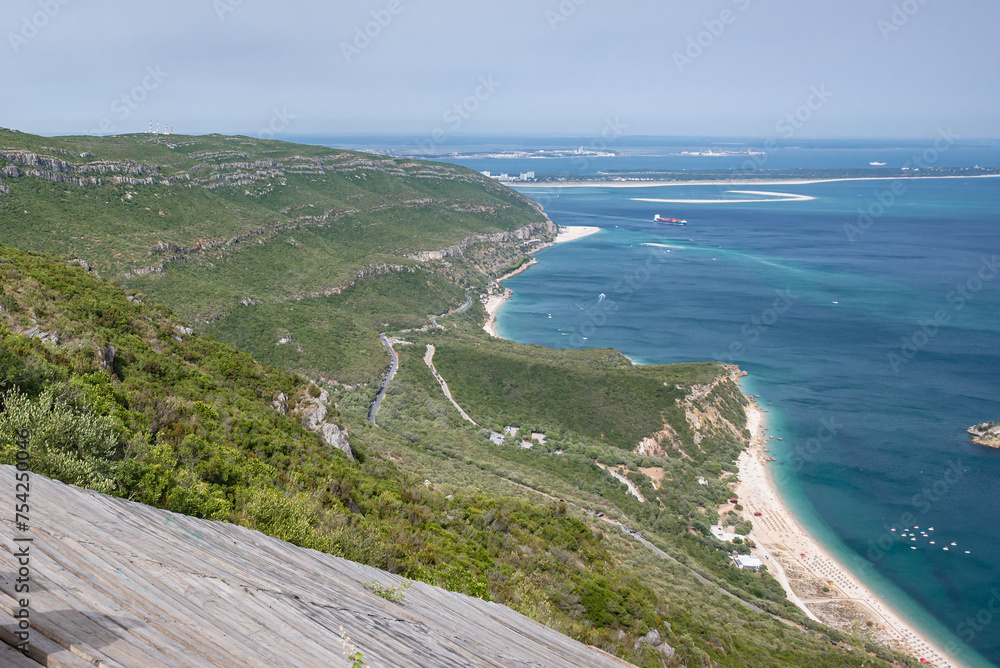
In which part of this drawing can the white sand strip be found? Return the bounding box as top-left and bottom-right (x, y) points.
(514, 174), (1000, 189)
(737, 400), (963, 667)
(554, 225), (601, 243)
(632, 190), (815, 204)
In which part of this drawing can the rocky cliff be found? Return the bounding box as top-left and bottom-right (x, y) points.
(969, 422), (1000, 448)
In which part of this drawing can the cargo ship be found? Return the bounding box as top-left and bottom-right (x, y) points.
(654, 215), (687, 225)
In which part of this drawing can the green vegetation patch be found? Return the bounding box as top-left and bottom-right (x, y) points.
(429, 338), (718, 449)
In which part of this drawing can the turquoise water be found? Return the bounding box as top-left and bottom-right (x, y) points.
(495, 178), (1000, 666)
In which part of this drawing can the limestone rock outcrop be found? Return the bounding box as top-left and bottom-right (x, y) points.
(291, 387), (354, 460)
(969, 422), (1000, 449)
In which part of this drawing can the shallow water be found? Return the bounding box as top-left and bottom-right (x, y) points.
(496, 177), (1000, 665)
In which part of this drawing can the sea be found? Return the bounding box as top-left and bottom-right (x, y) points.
(300, 135), (1000, 666)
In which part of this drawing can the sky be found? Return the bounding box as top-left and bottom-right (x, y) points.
(3, 0), (999, 140)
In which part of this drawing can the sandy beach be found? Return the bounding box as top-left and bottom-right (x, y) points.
(553, 225), (600, 243)
(482, 226), (599, 338)
(737, 400), (962, 667)
(477, 219), (965, 664)
(514, 174), (1000, 189)
(482, 292), (508, 339)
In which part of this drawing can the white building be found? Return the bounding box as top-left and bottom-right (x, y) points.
(732, 555), (763, 570)
(710, 525), (739, 542)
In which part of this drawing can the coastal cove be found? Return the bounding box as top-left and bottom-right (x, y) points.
(490, 177), (1000, 667)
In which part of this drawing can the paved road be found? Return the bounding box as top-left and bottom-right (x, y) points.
(371, 293), (473, 424)
(368, 333), (399, 425)
(369, 293), (472, 424)
(429, 293), (472, 328)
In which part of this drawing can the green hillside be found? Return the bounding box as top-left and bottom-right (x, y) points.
(0, 245), (916, 667)
(0, 128), (550, 382)
(0, 131), (920, 667)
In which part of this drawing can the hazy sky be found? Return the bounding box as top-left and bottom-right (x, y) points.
(3, 0), (999, 139)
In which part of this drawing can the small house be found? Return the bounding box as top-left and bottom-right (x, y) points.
(732, 555), (763, 570)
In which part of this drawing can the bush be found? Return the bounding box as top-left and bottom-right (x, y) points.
(0, 386), (124, 494)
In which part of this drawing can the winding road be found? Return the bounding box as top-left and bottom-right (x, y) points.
(429, 293), (472, 328)
(368, 333), (399, 425)
(424, 344), (478, 425)
(369, 293), (472, 425)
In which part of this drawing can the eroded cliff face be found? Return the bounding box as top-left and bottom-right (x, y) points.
(969, 422), (1000, 448)
(278, 387), (355, 460)
(636, 364), (749, 458)
(406, 220), (557, 263)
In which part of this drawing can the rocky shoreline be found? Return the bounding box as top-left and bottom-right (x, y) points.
(968, 422), (1000, 448)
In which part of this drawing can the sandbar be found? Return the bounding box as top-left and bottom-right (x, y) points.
(513, 174), (1000, 189)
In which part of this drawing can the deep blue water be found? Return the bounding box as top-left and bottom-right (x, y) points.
(300, 134), (1000, 665)
(492, 177), (1000, 666)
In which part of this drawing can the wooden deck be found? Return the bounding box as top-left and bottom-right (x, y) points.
(0, 466), (635, 667)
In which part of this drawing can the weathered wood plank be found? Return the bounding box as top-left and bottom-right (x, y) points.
(0, 642), (43, 667)
(0, 467), (636, 668)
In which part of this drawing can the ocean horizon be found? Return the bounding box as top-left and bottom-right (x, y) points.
(310, 134), (1000, 666)
(378, 136), (1000, 666)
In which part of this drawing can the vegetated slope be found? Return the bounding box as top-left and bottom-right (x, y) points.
(0, 248), (918, 667)
(0, 466), (635, 668)
(0, 130), (921, 666)
(428, 338), (712, 449)
(0, 128), (552, 383)
(355, 316), (921, 668)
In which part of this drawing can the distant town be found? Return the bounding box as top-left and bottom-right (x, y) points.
(480, 170), (536, 183)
